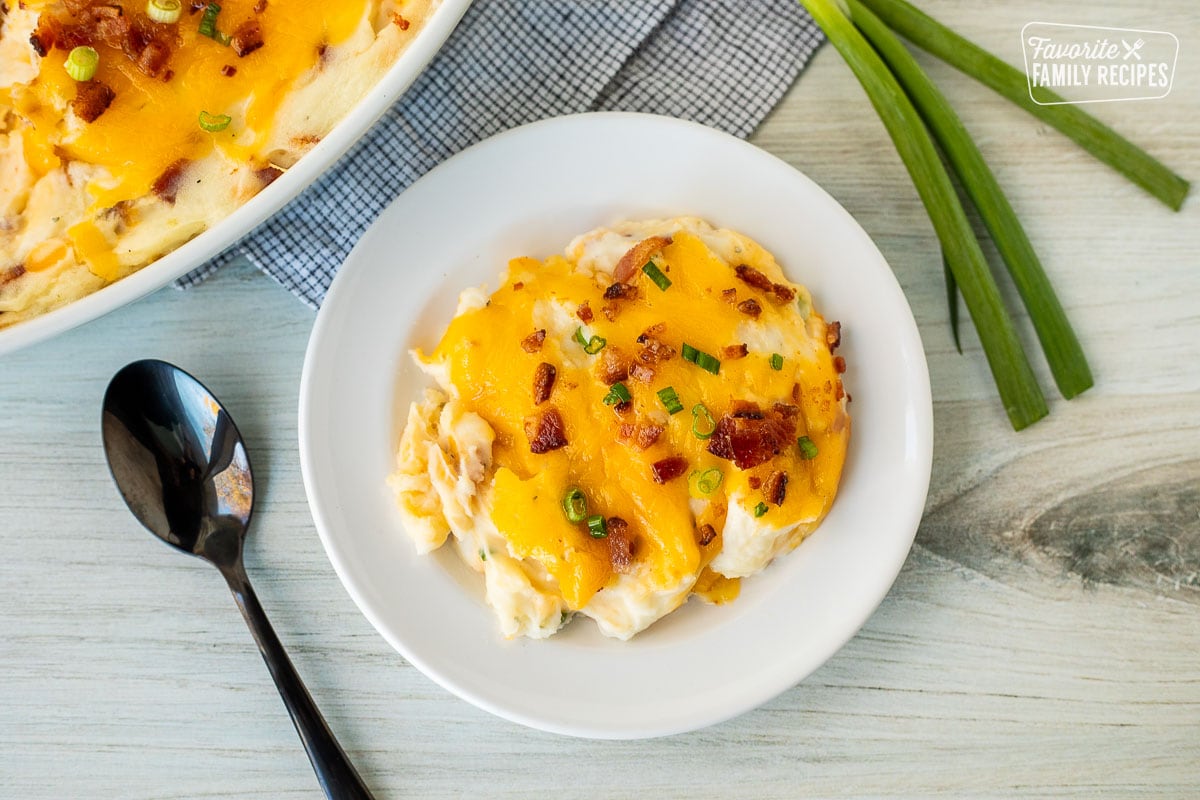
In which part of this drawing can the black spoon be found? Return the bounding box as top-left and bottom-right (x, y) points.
(101, 359), (375, 800)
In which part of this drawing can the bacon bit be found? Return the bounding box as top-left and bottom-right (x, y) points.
(576, 301), (593, 323)
(651, 455), (688, 484)
(230, 19), (263, 57)
(736, 298), (762, 318)
(532, 362), (556, 405)
(520, 329), (546, 353)
(721, 288), (737, 303)
(696, 524), (717, 547)
(634, 422), (663, 450)
(253, 0), (267, 12)
(791, 382), (801, 403)
(835, 381), (845, 401)
(833, 356), (846, 374)
(635, 324), (675, 364)
(595, 346), (630, 385)
(613, 235), (672, 283)
(722, 344), (748, 360)
(707, 403), (798, 470)
(220, 64), (237, 77)
(150, 159), (189, 203)
(826, 321), (842, 352)
(511, 281), (524, 291)
(614, 400), (632, 415)
(34, 3), (176, 79)
(391, 12), (410, 30)
(72, 80), (115, 122)
(748, 476), (762, 490)
(525, 408), (567, 454)
(29, 31), (49, 57)
(255, 164), (283, 187)
(606, 517), (636, 573)
(735, 264), (795, 303)
(603, 282), (638, 302)
(763, 470), (789, 506)
(600, 305), (617, 322)
(136, 39), (170, 77)
(160, 68), (173, 82)
(628, 363), (655, 384)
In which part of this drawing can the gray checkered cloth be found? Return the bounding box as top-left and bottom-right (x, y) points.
(178, 0), (823, 307)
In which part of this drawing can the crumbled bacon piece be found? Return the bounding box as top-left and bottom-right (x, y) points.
(595, 346), (630, 385)
(721, 288), (737, 303)
(576, 301), (593, 323)
(72, 79), (115, 122)
(520, 329), (546, 353)
(613, 235), (672, 283)
(635, 324), (675, 364)
(603, 282), (638, 302)
(826, 321), (842, 352)
(763, 470), (789, 506)
(136, 38), (170, 76)
(737, 298), (762, 318)
(651, 455), (688, 484)
(628, 363), (655, 384)
(220, 64), (237, 77)
(722, 344), (748, 360)
(614, 400), (632, 415)
(34, 2), (177, 79)
(833, 356), (846, 374)
(696, 524), (717, 547)
(606, 517), (636, 573)
(532, 362), (556, 405)
(735, 264), (795, 303)
(253, 0), (267, 13)
(706, 402), (798, 470)
(512, 281), (524, 290)
(635, 422), (663, 450)
(151, 159), (189, 203)
(791, 382), (801, 403)
(748, 476), (762, 490)
(391, 12), (410, 30)
(600, 305), (617, 322)
(525, 408), (567, 454)
(230, 19), (263, 57)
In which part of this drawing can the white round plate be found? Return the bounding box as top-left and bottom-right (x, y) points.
(0, 0), (472, 357)
(300, 112), (932, 739)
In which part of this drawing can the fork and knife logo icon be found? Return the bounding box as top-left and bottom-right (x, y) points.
(1122, 38), (1145, 60)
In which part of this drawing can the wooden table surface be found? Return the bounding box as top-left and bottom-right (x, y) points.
(2, 2), (1197, 797)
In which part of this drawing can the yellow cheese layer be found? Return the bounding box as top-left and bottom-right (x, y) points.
(427, 232), (847, 610)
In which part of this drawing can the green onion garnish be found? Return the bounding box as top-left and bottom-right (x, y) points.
(603, 382), (631, 406)
(586, 514), (608, 539)
(64, 46), (99, 82)
(797, 436), (819, 460)
(681, 343), (698, 362)
(642, 261), (672, 291)
(770, 353), (784, 370)
(572, 326), (606, 354)
(656, 386), (684, 415)
(198, 110), (232, 132)
(688, 468), (723, 496)
(691, 403), (716, 439)
(847, 0), (1092, 400)
(562, 487), (588, 523)
(753, 502), (769, 518)
(146, 0), (182, 24)
(856, 0), (1189, 212)
(478, 548), (487, 562)
(798, 0), (1047, 431)
(681, 342), (720, 375)
(198, 2), (230, 44)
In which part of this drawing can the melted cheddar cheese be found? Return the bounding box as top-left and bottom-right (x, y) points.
(391, 218), (851, 640)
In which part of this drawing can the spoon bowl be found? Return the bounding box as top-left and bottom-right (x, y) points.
(101, 359), (375, 800)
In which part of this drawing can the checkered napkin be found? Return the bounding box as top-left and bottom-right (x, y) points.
(178, 0), (823, 306)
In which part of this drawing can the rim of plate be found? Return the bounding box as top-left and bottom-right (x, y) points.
(300, 112), (933, 739)
(0, 0), (472, 357)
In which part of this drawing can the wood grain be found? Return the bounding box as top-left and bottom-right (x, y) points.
(2, 1), (1198, 797)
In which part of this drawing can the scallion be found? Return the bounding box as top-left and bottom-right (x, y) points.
(657, 386), (684, 415)
(797, 436), (819, 460)
(586, 514), (608, 539)
(691, 403), (716, 439)
(770, 353), (784, 371)
(603, 382), (631, 406)
(681, 342), (720, 375)
(64, 46), (99, 82)
(198, 110), (232, 132)
(681, 342), (699, 363)
(688, 468), (723, 496)
(146, 0), (182, 24)
(753, 502), (769, 518)
(642, 261), (672, 291)
(573, 326), (606, 354)
(562, 487), (588, 523)
(198, 2), (230, 44)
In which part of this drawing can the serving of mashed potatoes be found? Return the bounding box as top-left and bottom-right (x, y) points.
(391, 217), (850, 640)
(0, 0), (433, 328)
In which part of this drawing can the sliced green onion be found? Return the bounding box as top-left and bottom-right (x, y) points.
(797, 436), (819, 460)
(770, 353), (784, 371)
(198, 2), (221, 37)
(857, 0), (1189, 211)
(146, 0), (182, 24)
(694, 351), (720, 375)
(691, 403), (716, 439)
(848, 0), (1091, 399)
(798, 0), (1047, 430)
(562, 487), (588, 523)
(573, 326), (606, 354)
(64, 47), (99, 82)
(586, 514), (608, 539)
(689, 468), (723, 496)
(656, 386), (684, 415)
(478, 548), (487, 562)
(198, 110), (232, 132)
(642, 261), (672, 291)
(753, 502), (769, 518)
(680, 342), (699, 363)
(603, 382), (631, 406)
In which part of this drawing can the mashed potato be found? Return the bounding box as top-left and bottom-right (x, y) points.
(391, 217), (851, 639)
(0, 0), (433, 328)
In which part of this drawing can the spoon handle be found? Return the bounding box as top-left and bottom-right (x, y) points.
(222, 563), (375, 800)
